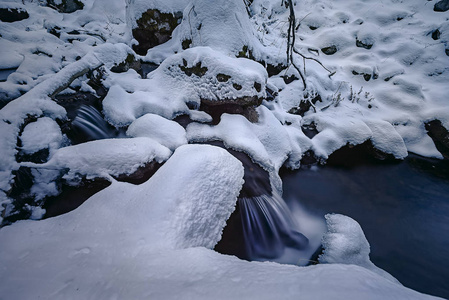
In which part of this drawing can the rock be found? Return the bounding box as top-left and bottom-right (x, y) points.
(434, 0), (449, 12)
(425, 119), (449, 159)
(356, 38), (373, 49)
(352, 70), (372, 81)
(46, 0), (84, 13)
(321, 45), (338, 55)
(160, 47), (268, 123)
(110, 54), (142, 74)
(132, 9), (183, 55)
(432, 29), (441, 40)
(0, 7), (29, 22)
(288, 94), (322, 117)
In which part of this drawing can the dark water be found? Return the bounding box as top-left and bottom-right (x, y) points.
(281, 154), (449, 299)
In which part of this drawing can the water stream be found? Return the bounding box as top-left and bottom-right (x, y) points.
(281, 154), (449, 299)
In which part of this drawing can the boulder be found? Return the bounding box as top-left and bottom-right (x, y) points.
(434, 0), (449, 12)
(0, 7), (28, 22)
(132, 9), (182, 55)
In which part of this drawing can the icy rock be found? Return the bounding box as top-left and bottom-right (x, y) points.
(319, 214), (400, 284)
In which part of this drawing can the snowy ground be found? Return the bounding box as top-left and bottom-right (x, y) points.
(0, 0), (448, 298)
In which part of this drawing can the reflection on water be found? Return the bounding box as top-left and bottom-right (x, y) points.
(281, 154), (449, 299)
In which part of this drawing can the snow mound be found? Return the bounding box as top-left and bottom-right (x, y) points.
(320, 213), (400, 284)
(126, 113), (187, 151)
(103, 47), (267, 127)
(20, 117), (64, 155)
(145, 0), (281, 64)
(23, 137), (171, 180)
(154, 46), (268, 105)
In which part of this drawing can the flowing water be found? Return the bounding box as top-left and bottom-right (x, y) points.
(70, 104), (125, 144)
(281, 154), (449, 299)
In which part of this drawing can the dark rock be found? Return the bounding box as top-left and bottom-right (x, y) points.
(326, 140), (400, 168)
(300, 150), (319, 165)
(47, 0), (84, 13)
(432, 29), (441, 40)
(352, 70), (372, 81)
(282, 74), (298, 84)
(425, 119), (449, 159)
(266, 63), (285, 77)
(181, 39), (192, 50)
(216, 73), (231, 82)
(110, 54), (141, 74)
(0, 7), (29, 23)
(233, 83), (242, 90)
(16, 148), (50, 164)
(43, 177), (111, 219)
(356, 39), (373, 49)
(200, 102), (259, 125)
(179, 61), (208, 77)
(301, 122), (319, 139)
(132, 9), (183, 55)
(114, 161), (163, 185)
(434, 0), (449, 12)
(288, 94), (322, 116)
(321, 45), (338, 55)
(446, 48), (449, 56)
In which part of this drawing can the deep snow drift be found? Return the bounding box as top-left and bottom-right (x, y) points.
(0, 0), (448, 298)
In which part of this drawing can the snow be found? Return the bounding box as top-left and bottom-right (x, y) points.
(0, 0), (448, 298)
(0, 145), (441, 300)
(20, 117), (64, 155)
(126, 113), (187, 151)
(319, 213), (400, 285)
(23, 137), (172, 180)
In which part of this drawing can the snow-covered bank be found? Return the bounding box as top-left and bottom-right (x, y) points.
(0, 146), (440, 299)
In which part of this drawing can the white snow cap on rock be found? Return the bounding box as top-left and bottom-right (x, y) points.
(23, 137), (172, 180)
(319, 213), (400, 284)
(126, 113), (187, 151)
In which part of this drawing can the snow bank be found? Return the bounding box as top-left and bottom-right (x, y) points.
(0, 150), (440, 299)
(319, 214), (400, 284)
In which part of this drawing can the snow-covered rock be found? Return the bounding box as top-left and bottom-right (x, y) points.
(319, 214), (400, 284)
(22, 137), (171, 181)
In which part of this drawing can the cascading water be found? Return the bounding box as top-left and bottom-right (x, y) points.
(239, 193), (309, 259)
(70, 104), (124, 144)
(214, 144), (324, 265)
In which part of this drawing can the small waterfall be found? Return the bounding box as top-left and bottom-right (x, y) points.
(70, 105), (124, 144)
(239, 193), (309, 260)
